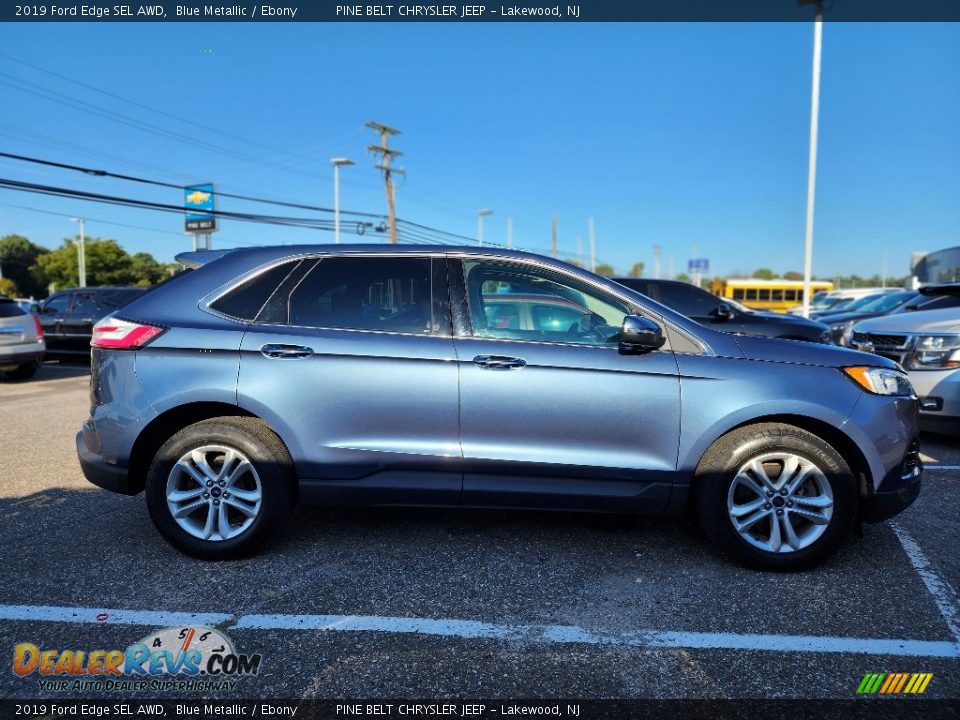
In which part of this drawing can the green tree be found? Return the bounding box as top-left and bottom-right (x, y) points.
(752, 268), (777, 280)
(594, 263), (616, 277)
(129, 252), (166, 286)
(675, 272), (691, 283)
(0, 234), (49, 298)
(34, 237), (136, 290)
(627, 261), (645, 277)
(782, 271), (803, 281)
(0, 277), (18, 297)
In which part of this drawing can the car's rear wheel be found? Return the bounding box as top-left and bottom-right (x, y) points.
(694, 423), (857, 571)
(145, 417), (295, 559)
(3, 360), (39, 381)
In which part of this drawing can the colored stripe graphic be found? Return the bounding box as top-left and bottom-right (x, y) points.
(857, 672), (933, 694)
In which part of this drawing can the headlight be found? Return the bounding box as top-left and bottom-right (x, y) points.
(910, 335), (960, 370)
(842, 366), (915, 396)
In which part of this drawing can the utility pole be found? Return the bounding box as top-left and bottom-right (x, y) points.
(800, 0), (823, 318)
(331, 157), (355, 244)
(551, 216), (558, 258)
(477, 209), (493, 246)
(71, 217), (86, 288)
(588, 217), (596, 273)
(366, 121), (402, 244)
(668, 256), (675, 280)
(506, 217), (513, 248)
(576, 236), (583, 267)
(653, 244), (662, 279)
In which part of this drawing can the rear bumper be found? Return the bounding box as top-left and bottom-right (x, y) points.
(0, 346), (44, 368)
(860, 439), (922, 523)
(76, 431), (139, 496)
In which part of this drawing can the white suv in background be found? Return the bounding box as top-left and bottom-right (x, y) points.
(0, 296), (45, 381)
(852, 291), (960, 434)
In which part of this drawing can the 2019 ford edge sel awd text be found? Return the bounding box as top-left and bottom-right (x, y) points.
(76, 246), (922, 570)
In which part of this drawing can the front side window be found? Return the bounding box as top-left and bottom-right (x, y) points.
(42, 294), (71, 315)
(462, 260), (631, 346)
(288, 257), (433, 334)
(69, 293), (99, 317)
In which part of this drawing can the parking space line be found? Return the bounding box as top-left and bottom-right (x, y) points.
(1, 603), (959, 659)
(0, 604), (232, 628)
(925, 465), (960, 471)
(890, 522), (960, 643)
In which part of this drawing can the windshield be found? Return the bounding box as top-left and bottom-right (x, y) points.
(839, 293), (890, 313)
(856, 291), (916, 314)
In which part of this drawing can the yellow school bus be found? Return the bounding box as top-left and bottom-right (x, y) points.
(709, 279), (834, 313)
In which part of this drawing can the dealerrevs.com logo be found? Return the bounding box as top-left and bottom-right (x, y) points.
(13, 626), (261, 692)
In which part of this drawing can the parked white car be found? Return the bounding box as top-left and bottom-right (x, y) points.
(788, 287), (901, 316)
(852, 303), (960, 434)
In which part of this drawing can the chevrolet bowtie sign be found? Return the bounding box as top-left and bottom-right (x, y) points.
(185, 183), (217, 232)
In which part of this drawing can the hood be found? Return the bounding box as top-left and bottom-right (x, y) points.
(733, 333), (898, 370)
(854, 307), (960, 335)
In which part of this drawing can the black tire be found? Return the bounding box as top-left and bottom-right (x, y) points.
(4, 360), (39, 381)
(694, 423), (857, 571)
(145, 417), (296, 560)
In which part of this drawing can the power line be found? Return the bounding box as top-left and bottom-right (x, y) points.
(0, 51), (359, 169)
(366, 121), (403, 244)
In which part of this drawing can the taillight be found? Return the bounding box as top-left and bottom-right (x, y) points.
(33, 314), (43, 340)
(91, 317), (165, 350)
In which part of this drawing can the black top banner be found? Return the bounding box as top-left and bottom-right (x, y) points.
(4, 0), (960, 22)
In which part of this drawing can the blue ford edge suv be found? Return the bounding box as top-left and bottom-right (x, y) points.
(76, 246), (921, 570)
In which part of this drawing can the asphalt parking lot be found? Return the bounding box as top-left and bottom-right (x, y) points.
(0, 362), (958, 700)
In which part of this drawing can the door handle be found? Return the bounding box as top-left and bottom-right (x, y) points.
(260, 343), (314, 359)
(472, 355), (526, 370)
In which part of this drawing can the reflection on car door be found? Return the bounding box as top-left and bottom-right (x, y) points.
(450, 258), (681, 514)
(237, 255), (462, 506)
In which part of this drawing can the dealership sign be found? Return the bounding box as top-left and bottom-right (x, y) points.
(184, 183), (217, 232)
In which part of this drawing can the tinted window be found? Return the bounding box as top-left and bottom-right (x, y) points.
(732, 288), (745, 300)
(289, 257), (433, 334)
(42, 294), (71, 315)
(99, 289), (144, 310)
(211, 261), (300, 321)
(644, 281), (719, 317)
(0, 300), (25, 318)
(69, 293), (99, 317)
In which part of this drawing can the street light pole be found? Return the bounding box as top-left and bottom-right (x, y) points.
(800, 0), (823, 319)
(331, 158), (355, 244)
(477, 209), (493, 246)
(71, 217), (86, 288)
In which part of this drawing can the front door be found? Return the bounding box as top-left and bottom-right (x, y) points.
(237, 254), (461, 506)
(450, 258), (681, 514)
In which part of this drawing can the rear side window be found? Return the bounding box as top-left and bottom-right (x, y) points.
(288, 257), (433, 334)
(0, 300), (26, 318)
(210, 261), (300, 321)
(644, 281), (719, 317)
(99, 289), (144, 310)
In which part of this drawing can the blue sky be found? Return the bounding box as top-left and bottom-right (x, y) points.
(0, 21), (958, 278)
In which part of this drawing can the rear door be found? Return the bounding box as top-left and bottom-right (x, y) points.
(59, 291), (99, 354)
(236, 254), (462, 505)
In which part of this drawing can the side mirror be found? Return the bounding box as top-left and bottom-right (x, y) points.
(714, 303), (734, 321)
(619, 315), (665, 354)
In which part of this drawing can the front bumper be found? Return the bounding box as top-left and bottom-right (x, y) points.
(76, 431), (139, 496)
(907, 367), (960, 433)
(860, 438), (922, 523)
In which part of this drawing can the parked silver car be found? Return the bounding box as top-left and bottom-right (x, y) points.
(0, 296), (45, 380)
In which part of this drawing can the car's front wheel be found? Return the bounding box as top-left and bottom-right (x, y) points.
(145, 417), (295, 559)
(694, 423), (857, 571)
